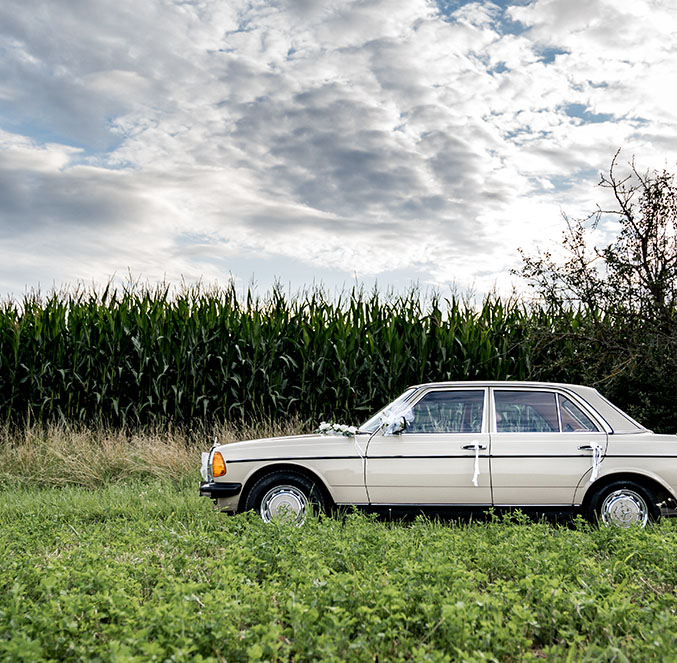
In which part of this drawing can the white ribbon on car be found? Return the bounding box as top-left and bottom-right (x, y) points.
(590, 442), (603, 482)
(471, 443), (481, 487)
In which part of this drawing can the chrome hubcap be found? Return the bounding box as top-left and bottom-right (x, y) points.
(600, 489), (649, 527)
(260, 485), (308, 524)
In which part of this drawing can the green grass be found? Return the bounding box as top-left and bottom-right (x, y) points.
(2, 481), (677, 662)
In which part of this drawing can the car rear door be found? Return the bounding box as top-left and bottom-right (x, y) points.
(365, 388), (492, 505)
(489, 387), (608, 506)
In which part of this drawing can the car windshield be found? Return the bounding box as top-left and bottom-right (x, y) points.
(359, 388), (418, 433)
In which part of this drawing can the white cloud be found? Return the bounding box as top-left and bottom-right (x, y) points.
(1, 0), (676, 298)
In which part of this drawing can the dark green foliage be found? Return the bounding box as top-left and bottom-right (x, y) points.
(518, 155), (677, 434)
(2, 482), (677, 662)
(0, 282), (674, 433)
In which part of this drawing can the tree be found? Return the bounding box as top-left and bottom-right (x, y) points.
(519, 150), (677, 326)
(517, 151), (677, 432)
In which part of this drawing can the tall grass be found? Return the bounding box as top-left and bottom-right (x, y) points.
(0, 284), (533, 429)
(0, 418), (306, 488)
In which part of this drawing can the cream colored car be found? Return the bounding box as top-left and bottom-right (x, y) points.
(199, 381), (677, 526)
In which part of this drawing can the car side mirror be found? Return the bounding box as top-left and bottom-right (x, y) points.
(380, 408), (413, 436)
(381, 415), (407, 435)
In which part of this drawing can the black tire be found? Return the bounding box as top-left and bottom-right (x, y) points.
(586, 480), (659, 527)
(243, 471), (327, 524)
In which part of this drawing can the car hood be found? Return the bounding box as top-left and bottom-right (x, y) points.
(214, 433), (366, 461)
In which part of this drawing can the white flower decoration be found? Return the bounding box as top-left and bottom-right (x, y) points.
(317, 421), (358, 437)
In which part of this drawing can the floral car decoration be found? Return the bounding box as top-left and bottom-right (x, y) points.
(200, 381), (677, 527)
(315, 422), (358, 437)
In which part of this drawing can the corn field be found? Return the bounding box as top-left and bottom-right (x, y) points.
(0, 285), (534, 429)
(0, 284), (674, 432)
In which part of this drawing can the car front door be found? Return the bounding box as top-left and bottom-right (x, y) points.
(365, 388), (492, 506)
(489, 388), (608, 506)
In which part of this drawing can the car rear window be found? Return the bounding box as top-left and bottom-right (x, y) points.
(559, 395), (599, 432)
(494, 390), (601, 433)
(494, 390), (559, 432)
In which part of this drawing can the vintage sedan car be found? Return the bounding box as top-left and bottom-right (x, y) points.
(199, 381), (677, 526)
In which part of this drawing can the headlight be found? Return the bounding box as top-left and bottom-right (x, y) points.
(200, 452), (210, 480)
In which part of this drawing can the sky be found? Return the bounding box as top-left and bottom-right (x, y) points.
(1, 0), (677, 299)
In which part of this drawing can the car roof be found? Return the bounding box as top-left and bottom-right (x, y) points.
(408, 380), (584, 389)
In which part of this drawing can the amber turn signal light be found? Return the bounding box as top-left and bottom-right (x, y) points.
(212, 451), (226, 477)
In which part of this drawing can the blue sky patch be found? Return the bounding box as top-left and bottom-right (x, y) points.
(536, 46), (569, 64)
(564, 103), (615, 124)
(435, 0), (531, 35)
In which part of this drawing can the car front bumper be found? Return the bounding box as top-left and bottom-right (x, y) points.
(199, 481), (243, 500)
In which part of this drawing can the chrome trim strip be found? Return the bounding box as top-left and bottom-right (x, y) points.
(227, 455), (359, 464)
(227, 452), (677, 463)
(226, 452), (677, 464)
(493, 503), (574, 507)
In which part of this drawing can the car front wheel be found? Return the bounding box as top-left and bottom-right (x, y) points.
(587, 481), (659, 527)
(243, 471), (327, 525)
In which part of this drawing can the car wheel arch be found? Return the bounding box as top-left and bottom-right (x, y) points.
(238, 463), (335, 513)
(579, 472), (672, 512)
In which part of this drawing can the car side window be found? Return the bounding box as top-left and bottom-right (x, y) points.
(559, 395), (599, 432)
(494, 391), (559, 432)
(407, 390), (484, 434)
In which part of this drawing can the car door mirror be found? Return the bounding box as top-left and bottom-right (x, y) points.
(394, 415), (407, 434)
(381, 412), (410, 435)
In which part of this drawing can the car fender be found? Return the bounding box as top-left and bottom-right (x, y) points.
(574, 464), (677, 506)
(232, 457), (368, 510)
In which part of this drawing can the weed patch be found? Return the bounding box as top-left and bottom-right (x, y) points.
(2, 484), (677, 662)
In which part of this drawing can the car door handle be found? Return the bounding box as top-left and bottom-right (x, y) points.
(461, 444), (487, 450)
(578, 444), (596, 451)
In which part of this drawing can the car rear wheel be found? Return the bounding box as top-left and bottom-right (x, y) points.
(587, 481), (659, 527)
(243, 471), (327, 525)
